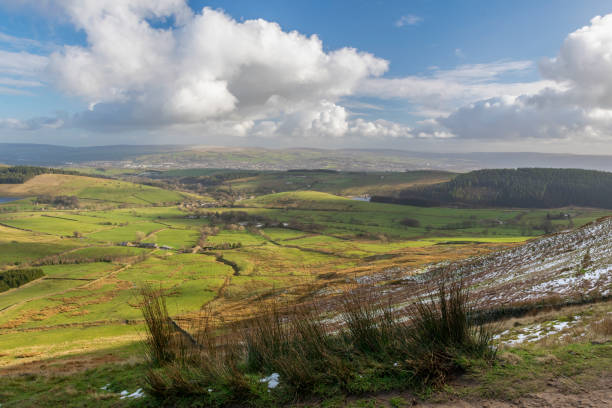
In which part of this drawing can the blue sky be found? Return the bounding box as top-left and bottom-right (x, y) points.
(189, 0), (608, 73)
(1, 1), (612, 152)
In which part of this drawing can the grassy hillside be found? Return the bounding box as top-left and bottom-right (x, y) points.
(0, 174), (186, 206)
(0, 169), (610, 407)
(0, 166), (80, 184)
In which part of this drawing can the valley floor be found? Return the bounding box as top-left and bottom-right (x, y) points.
(0, 172), (610, 407)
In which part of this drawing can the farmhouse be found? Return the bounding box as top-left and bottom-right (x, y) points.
(138, 242), (158, 249)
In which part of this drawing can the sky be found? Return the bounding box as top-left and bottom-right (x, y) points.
(1, 0), (612, 153)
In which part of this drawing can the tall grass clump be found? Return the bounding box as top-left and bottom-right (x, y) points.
(340, 288), (397, 356)
(140, 277), (496, 406)
(406, 279), (496, 384)
(140, 285), (175, 365)
(242, 301), (351, 395)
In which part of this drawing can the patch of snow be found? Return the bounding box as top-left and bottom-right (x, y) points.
(119, 388), (145, 399)
(260, 373), (280, 389)
(492, 329), (510, 341)
(501, 318), (582, 346)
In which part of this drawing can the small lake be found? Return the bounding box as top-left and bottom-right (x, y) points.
(0, 197), (20, 204)
(350, 196), (371, 202)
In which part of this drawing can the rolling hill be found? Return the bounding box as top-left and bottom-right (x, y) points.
(0, 173), (187, 205)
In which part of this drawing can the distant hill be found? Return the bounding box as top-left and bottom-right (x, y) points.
(373, 168), (612, 209)
(0, 173), (186, 205)
(160, 169), (453, 197)
(3, 143), (612, 172)
(0, 144), (186, 166)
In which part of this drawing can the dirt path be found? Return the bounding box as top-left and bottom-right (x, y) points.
(368, 373), (612, 408)
(213, 275), (231, 301)
(411, 389), (612, 407)
(142, 227), (167, 241)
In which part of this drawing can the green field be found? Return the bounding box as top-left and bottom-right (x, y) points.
(0, 172), (610, 406)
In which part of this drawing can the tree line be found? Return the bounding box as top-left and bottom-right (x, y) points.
(0, 166), (80, 184)
(372, 168), (612, 209)
(0, 268), (44, 292)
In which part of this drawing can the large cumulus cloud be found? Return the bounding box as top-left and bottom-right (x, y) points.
(36, 0), (404, 140)
(423, 14), (612, 142)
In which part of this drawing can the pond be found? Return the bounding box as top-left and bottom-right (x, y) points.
(0, 197), (21, 204)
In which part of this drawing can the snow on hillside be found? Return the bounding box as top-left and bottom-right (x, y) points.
(362, 217), (612, 312)
(422, 217), (612, 308)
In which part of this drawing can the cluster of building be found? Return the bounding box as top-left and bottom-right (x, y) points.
(118, 242), (173, 250)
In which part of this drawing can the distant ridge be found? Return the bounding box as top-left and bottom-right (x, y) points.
(0, 143), (185, 166)
(2, 143), (612, 172)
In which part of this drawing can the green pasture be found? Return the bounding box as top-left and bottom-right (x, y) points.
(238, 191), (611, 239)
(0, 241), (83, 266)
(220, 243), (356, 277)
(142, 228), (199, 249)
(206, 230), (267, 247)
(61, 246), (150, 260)
(40, 262), (118, 279)
(0, 213), (106, 236)
(0, 323), (143, 360)
(87, 222), (166, 243)
(260, 228), (307, 241)
(0, 279), (85, 311)
(72, 180), (185, 204)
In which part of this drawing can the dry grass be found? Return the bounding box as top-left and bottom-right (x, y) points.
(140, 277), (496, 406)
(491, 299), (612, 347)
(0, 174), (84, 196)
(592, 315), (612, 336)
(139, 285), (175, 364)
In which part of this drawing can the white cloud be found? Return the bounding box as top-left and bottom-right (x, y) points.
(359, 60), (556, 117)
(0, 118), (28, 129)
(349, 118), (413, 139)
(420, 14), (612, 142)
(0, 32), (43, 50)
(0, 49), (48, 95)
(395, 14), (422, 27)
(0, 116), (64, 130)
(539, 14), (612, 109)
(0, 49), (47, 77)
(5, 2), (612, 149)
(24, 1), (395, 140)
(0, 77), (43, 88)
